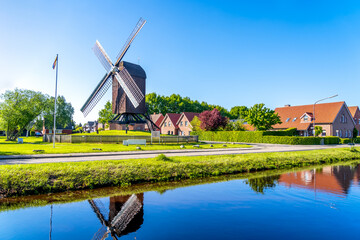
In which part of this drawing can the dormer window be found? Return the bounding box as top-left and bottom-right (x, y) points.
(303, 115), (308, 122)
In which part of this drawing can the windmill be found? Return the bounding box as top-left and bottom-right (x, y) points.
(81, 18), (159, 130)
(89, 194), (144, 240)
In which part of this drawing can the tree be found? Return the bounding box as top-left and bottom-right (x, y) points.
(314, 126), (323, 137)
(245, 103), (281, 131)
(199, 108), (228, 131)
(230, 106), (248, 120)
(224, 120), (246, 131)
(145, 92), (231, 116)
(0, 89), (49, 140)
(34, 95), (74, 130)
(190, 116), (202, 132)
(98, 101), (115, 125)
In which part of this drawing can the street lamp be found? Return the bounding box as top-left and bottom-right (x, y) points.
(313, 94), (338, 136)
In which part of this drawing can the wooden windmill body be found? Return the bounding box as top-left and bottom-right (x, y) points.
(81, 18), (159, 130)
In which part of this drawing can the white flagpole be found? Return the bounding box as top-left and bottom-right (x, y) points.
(53, 54), (58, 148)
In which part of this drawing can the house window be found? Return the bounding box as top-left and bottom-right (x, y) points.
(345, 130), (348, 138)
(292, 118), (297, 122)
(339, 130), (342, 137)
(322, 130), (326, 136)
(180, 121), (183, 126)
(185, 121), (188, 126)
(169, 122), (171, 127)
(303, 116), (308, 122)
(336, 130), (339, 137)
(286, 118), (290, 122)
(164, 122), (167, 127)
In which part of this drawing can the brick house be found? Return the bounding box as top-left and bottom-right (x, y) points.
(348, 106), (360, 135)
(273, 101), (355, 137)
(159, 113), (181, 135)
(109, 122), (146, 131)
(176, 112), (200, 136)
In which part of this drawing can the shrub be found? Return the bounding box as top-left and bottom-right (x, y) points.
(193, 131), (340, 145)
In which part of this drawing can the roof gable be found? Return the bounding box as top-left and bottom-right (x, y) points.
(348, 106), (360, 118)
(176, 112), (200, 125)
(160, 113), (181, 127)
(274, 101), (346, 130)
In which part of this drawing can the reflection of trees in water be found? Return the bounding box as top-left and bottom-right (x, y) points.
(89, 193), (144, 240)
(244, 175), (281, 194)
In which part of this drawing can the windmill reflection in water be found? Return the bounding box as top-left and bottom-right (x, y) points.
(89, 194), (144, 240)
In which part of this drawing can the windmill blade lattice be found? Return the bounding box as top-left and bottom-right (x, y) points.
(114, 69), (144, 108)
(115, 18), (146, 66)
(93, 40), (113, 72)
(81, 73), (112, 117)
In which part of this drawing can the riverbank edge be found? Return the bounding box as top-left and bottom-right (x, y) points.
(0, 148), (359, 198)
(2, 160), (359, 212)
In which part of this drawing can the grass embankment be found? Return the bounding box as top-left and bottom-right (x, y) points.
(3, 160), (359, 212)
(1, 148), (360, 197)
(0, 136), (249, 155)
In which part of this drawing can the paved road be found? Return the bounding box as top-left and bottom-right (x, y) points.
(0, 143), (352, 165)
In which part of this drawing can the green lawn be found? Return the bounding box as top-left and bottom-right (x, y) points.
(0, 136), (250, 155)
(72, 130), (152, 136)
(0, 147), (359, 197)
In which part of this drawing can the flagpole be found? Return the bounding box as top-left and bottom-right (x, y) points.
(53, 54), (58, 148)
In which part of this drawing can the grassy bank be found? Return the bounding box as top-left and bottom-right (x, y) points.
(0, 137), (249, 155)
(1, 148), (360, 197)
(3, 160), (359, 212)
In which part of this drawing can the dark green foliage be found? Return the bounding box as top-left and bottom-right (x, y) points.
(262, 128), (297, 136)
(194, 131), (341, 145)
(229, 106), (248, 119)
(145, 93), (231, 117)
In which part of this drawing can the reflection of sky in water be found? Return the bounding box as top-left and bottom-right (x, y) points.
(1, 163), (360, 240)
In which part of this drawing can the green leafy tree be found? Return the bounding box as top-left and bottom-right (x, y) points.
(314, 126), (323, 137)
(224, 120), (246, 131)
(145, 92), (230, 116)
(34, 95), (74, 130)
(0, 89), (49, 140)
(98, 101), (115, 125)
(230, 106), (248, 119)
(245, 103), (281, 131)
(190, 116), (202, 132)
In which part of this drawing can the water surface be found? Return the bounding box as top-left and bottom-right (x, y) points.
(1, 162), (360, 240)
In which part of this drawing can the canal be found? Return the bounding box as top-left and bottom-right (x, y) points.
(1, 161), (360, 239)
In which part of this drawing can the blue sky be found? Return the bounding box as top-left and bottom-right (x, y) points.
(1, 0), (360, 123)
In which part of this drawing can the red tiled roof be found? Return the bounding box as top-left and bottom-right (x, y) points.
(176, 112), (200, 125)
(348, 106), (359, 118)
(273, 101), (345, 130)
(160, 113), (181, 127)
(155, 115), (164, 127)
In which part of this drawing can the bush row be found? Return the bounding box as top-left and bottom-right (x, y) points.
(193, 131), (341, 145)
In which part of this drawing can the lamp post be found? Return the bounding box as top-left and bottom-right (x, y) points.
(313, 94), (338, 136)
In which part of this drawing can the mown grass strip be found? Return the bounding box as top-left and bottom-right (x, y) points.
(0, 148), (360, 197)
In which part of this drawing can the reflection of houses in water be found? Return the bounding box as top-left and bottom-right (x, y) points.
(279, 165), (360, 196)
(89, 193), (144, 239)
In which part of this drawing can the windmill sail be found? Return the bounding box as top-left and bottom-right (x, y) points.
(114, 68), (144, 108)
(115, 18), (146, 66)
(81, 73), (112, 117)
(93, 40), (113, 72)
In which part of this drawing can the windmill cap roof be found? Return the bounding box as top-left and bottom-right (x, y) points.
(122, 61), (146, 79)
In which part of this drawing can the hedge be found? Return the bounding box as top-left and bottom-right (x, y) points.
(193, 131), (341, 145)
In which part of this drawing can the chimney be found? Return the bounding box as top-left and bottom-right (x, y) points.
(284, 104), (291, 107)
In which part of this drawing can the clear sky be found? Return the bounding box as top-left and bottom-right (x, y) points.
(1, 0), (360, 123)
